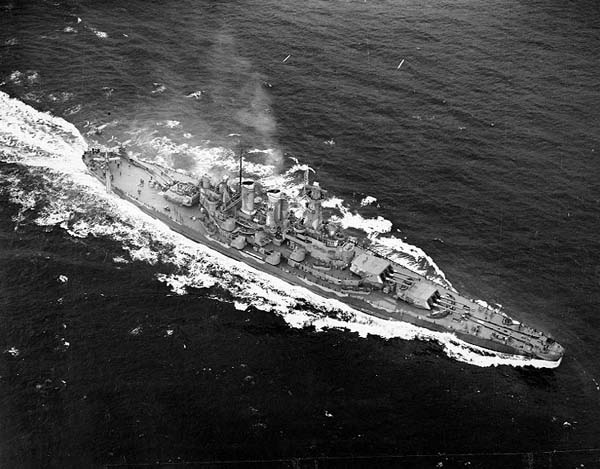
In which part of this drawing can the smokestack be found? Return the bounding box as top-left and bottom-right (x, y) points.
(241, 180), (256, 215)
(266, 189), (282, 227)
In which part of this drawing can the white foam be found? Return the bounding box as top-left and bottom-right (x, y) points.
(0, 91), (88, 165)
(65, 104), (82, 115)
(5, 174), (37, 226)
(8, 71), (23, 84)
(0, 93), (550, 369)
(48, 91), (74, 103)
(323, 196), (392, 238)
(26, 71), (40, 83)
(337, 213), (392, 238)
(186, 90), (204, 99)
(161, 120), (180, 129)
(89, 27), (108, 39)
(63, 26), (77, 33)
(151, 83), (166, 95)
(22, 92), (42, 103)
(37, 209), (71, 227)
(360, 195), (377, 206)
(5, 176), (36, 211)
(321, 196), (344, 210)
(8, 70), (40, 85)
(248, 148), (273, 155)
(156, 274), (188, 295)
(133, 134), (276, 179)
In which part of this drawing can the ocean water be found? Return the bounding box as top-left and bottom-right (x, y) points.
(1, 0), (599, 467)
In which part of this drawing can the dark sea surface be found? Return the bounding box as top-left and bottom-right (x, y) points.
(1, 0), (600, 467)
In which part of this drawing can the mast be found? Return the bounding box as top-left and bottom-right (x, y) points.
(239, 145), (243, 188)
(105, 152), (112, 193)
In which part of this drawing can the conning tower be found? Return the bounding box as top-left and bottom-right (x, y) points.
(302, 168), (325, 230)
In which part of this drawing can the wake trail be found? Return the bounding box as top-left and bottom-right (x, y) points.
(0, 91), (553, 369)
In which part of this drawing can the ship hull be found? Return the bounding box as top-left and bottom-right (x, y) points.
(83, 150), (564, 366)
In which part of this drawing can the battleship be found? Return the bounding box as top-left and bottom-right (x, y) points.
(82, 147), (565, 366)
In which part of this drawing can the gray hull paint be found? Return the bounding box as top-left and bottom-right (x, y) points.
(85, 150), (564, 365)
